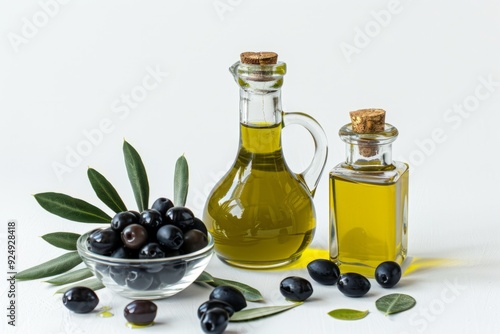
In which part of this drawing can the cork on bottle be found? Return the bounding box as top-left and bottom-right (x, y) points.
(240, 52), (278, 65)
(349, 108), (386, 157)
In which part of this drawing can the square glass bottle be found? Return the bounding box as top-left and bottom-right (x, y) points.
(329, 109), (409, 277)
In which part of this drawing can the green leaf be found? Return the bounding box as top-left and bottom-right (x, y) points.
(230, 302), (303, 322)
(34, 192), (112, 224)
(123, 140), (149, 212)
(16, 252), (82, 281)
(174, 155), (189, 206)
(41, 232), (81, 250)
(88, 168), (127, 213)
(376, 293), (416, 315)
(328, 309), (369, 320)
(211, 277), (264, 302)
(195, 271), (215, 283)
(55, 278), (105, 294)
(45, 268), (93, 285)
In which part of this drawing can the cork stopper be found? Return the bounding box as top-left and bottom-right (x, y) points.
(240, 52), (278, 65)
(349, 108), (386, 133)
(349, 109), (386, 157)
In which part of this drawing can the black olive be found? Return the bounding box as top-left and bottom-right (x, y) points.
(192, 217), (208, 235)
(200, 307), (229, 334)
(151, 197), (174, 218)
(156, 225), (184, 251)
(337, 273), (371, 297)
(121, 224), (148, 249)
(375, 261), (402, 288)
(198, 300), (235, 319)
(124, 300), (157, 326)
(279, 276), (313, 302)
(111, 246), (139, 259)
(182, 229), (208, 254)
(87, 228), (120, 255)
(209, 286), (247, 312)
(109, 266), (127, 286)
(62, 287), (99, 313)
(307, 259), (340, 285)
(166, 206), (195, 232)
(125, 268), (154, 290)
(140, 209), (164, 235)
(139, 243), (165, 259)
(111, 211), (139, 232)
(154, 262), (186, 285)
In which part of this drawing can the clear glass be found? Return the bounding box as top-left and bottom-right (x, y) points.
(77, 230), (214, 300)
(329, 123), (409, 277)
(203, 60), (328, 269)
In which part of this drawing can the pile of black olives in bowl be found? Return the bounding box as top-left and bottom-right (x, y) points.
(76, 197), (214, 299)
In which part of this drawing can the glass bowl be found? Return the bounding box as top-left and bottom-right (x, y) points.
(76, 229), (214, 300)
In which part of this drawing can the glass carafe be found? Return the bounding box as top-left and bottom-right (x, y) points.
(203, 52), (328, 269)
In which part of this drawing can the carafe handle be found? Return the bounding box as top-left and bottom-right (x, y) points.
(282, 112), (328, 197)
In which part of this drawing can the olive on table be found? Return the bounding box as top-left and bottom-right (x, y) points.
(279, 276), (313, 302)
(200, 307), (230, 334)
(337, 273), (371, 297)
(375, 261), (402, 288)
(124, 300), (157, 326)
(197, 300), (235, 319)
(62, 287), (99, 313)
(209, 285), (247, 312)
(307, 259), (340, 285)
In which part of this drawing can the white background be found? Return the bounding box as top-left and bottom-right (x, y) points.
(1, 0), (500, 333)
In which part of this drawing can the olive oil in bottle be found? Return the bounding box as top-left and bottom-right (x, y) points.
(203, 52), (328, 269)
(329, 109), (409, 277)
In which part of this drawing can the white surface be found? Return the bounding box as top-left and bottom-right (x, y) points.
(1, 0), (500, 333)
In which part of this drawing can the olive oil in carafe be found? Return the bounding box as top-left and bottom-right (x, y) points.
(204, 123), (316, 268)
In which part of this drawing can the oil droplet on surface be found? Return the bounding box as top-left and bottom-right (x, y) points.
(97, 306), (114, 318)
(97, 311), (114, 318)
(125, 321), (155, 329)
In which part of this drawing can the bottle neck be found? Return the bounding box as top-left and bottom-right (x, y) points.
(340, 123), (398, 170)
(239, 88), (282, 126)
(239, 88), (283, 154)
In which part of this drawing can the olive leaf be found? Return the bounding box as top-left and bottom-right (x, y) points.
(211, 277), (264, 302)
(16, 252), (82, 281)
(195, 271), (264, 302)
(34, 192), (112, 224)
(88, 168), (127, 213)
(174, 155), (189, 207)
(328, 309), (369, 320)
(45, 268), (93, 285)
(123, 140), (149, 212)
(41, 232), (81, 251)
(376, 293), (416, 315)
(230, 302), (303, 322)
(55, 278), (105, 294)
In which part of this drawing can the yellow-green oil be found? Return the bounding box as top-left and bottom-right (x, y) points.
(204, 123), (316, 269)
(329, 170), (408, 277)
